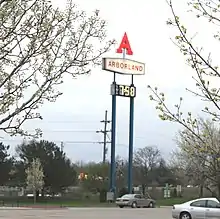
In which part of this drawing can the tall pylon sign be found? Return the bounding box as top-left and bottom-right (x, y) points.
(102, 32), (145, 195)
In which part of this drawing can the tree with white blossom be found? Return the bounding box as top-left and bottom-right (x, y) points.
(0, 0), (114, 137)
(26, 158), (44, 203)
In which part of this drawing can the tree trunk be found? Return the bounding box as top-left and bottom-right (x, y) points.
(36, 190), (39, 201)
(141, 184), (146, 195)
(218, 184), (220, 199)
(206, 186), (216, 197)
(199, 185), (203, 197)
(33, 190), (36, 204)
(41, 188), (45, 198)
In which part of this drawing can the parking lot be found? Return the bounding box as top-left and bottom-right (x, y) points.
(0, 207), (172, 219)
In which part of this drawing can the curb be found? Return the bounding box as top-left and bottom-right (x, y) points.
(0, 207), (31, 210)
(0, 206), (68, 210)
(157, 206), (173, 208)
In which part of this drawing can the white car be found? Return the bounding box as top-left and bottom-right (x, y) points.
(172, 197), (220, 219)
(115, 194), (155, 208)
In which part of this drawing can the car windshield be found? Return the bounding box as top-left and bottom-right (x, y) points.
(121, 194), (134, 199)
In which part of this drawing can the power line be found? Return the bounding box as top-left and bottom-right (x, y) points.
(96, 110), (111, 163)
(23, 130), (97, 133)
(0, 139), (98, 144)
(0, 138), (130, 148)
(37, 120), (99, 124)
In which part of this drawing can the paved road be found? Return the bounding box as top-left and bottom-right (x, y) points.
(0, 207), (172, 218)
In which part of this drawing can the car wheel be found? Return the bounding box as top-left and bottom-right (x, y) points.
(131, 201), (137, 208)
(119, 205), (124, 208)
(148, 202), (154, 208)
(180, 212), (191, 219)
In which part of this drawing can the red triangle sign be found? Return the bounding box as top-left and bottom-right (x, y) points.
(116, 32), (133, 55)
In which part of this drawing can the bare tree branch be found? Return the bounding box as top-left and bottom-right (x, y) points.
(133, 146), (162, 191)
(148, 0), (220, 124)
(148, 0), (220, 195)
(174, 119), (220, 195)
(0, 0), (115, 136)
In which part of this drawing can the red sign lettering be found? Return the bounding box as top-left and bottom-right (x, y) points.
(116, 32), (133, 55)
(108, 61), (143, 72)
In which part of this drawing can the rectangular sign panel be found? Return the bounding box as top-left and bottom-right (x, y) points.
(102, 58), (145, 75)
(110, 83), (136, 97)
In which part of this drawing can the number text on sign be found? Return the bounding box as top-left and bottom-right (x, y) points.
(111, 84), (136, 98)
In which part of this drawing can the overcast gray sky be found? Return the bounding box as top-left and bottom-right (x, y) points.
(2, 0), (216, 162)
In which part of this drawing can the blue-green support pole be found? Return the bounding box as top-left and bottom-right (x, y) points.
(128, 75), (134, 194)
(110, 73), (116, 194)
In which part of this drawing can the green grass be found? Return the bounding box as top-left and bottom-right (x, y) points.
(156, 198), (191, 206)
(0, 197), (193, 208)
(0, 200), (116, 208)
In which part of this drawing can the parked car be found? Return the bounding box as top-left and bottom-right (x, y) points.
(115, 193), (156, 208)
(172, 197), (220, 219)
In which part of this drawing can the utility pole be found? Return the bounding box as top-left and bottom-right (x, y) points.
(60, 141), (64, 152)
(96, 110), (111, 163)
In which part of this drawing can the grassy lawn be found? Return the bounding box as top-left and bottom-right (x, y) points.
(0, 197), (192, 208)
(156, 198), (191, 206)
(0, 200), (116, 208)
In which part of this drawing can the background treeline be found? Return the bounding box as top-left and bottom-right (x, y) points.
(2, 119), (220, 200)
(0, 139), (177, 194)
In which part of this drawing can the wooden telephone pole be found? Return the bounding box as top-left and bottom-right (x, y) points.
(96, 110), (111, 163)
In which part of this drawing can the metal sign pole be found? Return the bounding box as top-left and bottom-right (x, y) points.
(102, 32), (145, 197)
(110, 73), (116, 194)
(110, 49), (126, 194)
(128, 75), (134, 194)
(120, 48), (135, 194)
